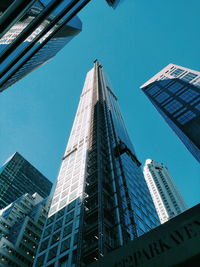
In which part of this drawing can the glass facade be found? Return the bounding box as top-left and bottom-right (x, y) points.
(0, 152), (52, 209)
(0, 0), (82, 92)
(34, 61), (159, 267)
(141, 64), (200, 163)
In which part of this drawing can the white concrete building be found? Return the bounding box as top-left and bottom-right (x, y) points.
(143, 159), (187, 224)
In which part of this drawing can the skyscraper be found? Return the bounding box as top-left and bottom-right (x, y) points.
(33, 61), (159, 267)
(0, 152), (52, 209)
(143, 159), (187, 224)
(140, 64), (200, 163)
(0, 0), (123, 92)
(0, 193), (51, 266)
(0, 0), (82, 92)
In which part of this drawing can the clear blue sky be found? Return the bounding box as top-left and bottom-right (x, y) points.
(0, 0), (200, 208)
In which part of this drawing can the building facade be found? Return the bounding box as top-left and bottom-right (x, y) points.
(143, 159), (187, 224)
(0, 0), (82, 92)
(0, 152), (52, 209)
(140, 64), (200, 163)
(0, 0), (124, 92)
(33, 61), (159, 267)
(0, 193), (51, 266)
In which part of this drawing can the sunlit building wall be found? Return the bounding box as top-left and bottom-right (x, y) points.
(33, 61), (159, 267)
(143, 159), (187, 224)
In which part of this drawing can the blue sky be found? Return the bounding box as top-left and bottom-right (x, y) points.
(0, 0), (200, 208)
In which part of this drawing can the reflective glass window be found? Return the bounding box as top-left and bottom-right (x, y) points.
(179, 89), (199, 103)
(177, 111), (196, 125)
(155, 92), (170, 103)
(60, 238), (71, 253)
(146, 85), (161, 96)
(47, 245), (58, 261)
(164, 100), (183, 114)
(63, 223), (73, 237)
(167, 81), (184, 93)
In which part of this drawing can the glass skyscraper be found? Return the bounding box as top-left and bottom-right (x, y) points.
(0, 152), (52, 209)
(0, 0), (83, 92)
(143, 159), (187, 224)
(0, 0), (124, 92)
(34, 61), (159, 267)
(141, 64), (200, 163)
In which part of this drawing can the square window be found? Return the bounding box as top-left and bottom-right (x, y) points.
(51, 230), (61, 245)
(63, 223), (73, 237)
(47, 245), (58, 261)
(65, 210), (75, 224)
(67, 200), (76, 212)
(60, 238), (71, 253)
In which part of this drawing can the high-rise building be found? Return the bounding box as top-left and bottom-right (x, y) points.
(140, 64), (200, 163)
(0, 193), (51, 266)
(0, 0), (123, 92)
(0, 0), (82, 92)
(33, 61), (159, 267)
(143, 159), (187, 224)
(0, 152), (52, 209)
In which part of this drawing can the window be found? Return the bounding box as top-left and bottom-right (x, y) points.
(43, 225), (53, 238)
(182, 72), (198, 82)
(54, 218), (63, 231)
(67, 200), (76, 211)
(57, 207), (65, 219)
(40, 238), (49, 252)
(65, 211), (74, 224)
(59, 198), (67, 209)
(49, 205), (57, 215)
(170, 68), (184, 77)
(52, 196), (59, 206)
(167, 81), (184, 93)
(173, 107), (187, 118)
(46, 215), (55, 226)
(164, 100), (183, 114)
(71, 182), (79, 192)
(60, 238), (71, 253)
(61, 189), (69, 199)
(36, 254), (45, 267)
(177, 110), (196, 125)
(146, 85), (161, 96)
(155, 92), (170, 103)
(58, 255), (69, 266)
(48, 245), (58, 261)
(51, 230), (61, 245)
(179, 89), (199, 103)
(63, 223), (73, 237)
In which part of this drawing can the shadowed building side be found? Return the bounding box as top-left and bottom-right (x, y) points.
(141, 64), (200, 163)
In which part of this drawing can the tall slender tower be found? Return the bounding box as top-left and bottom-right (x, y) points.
(140, 64), (200, 163)
(34, 61), (159, 267)
(143, 159), (187, 224)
